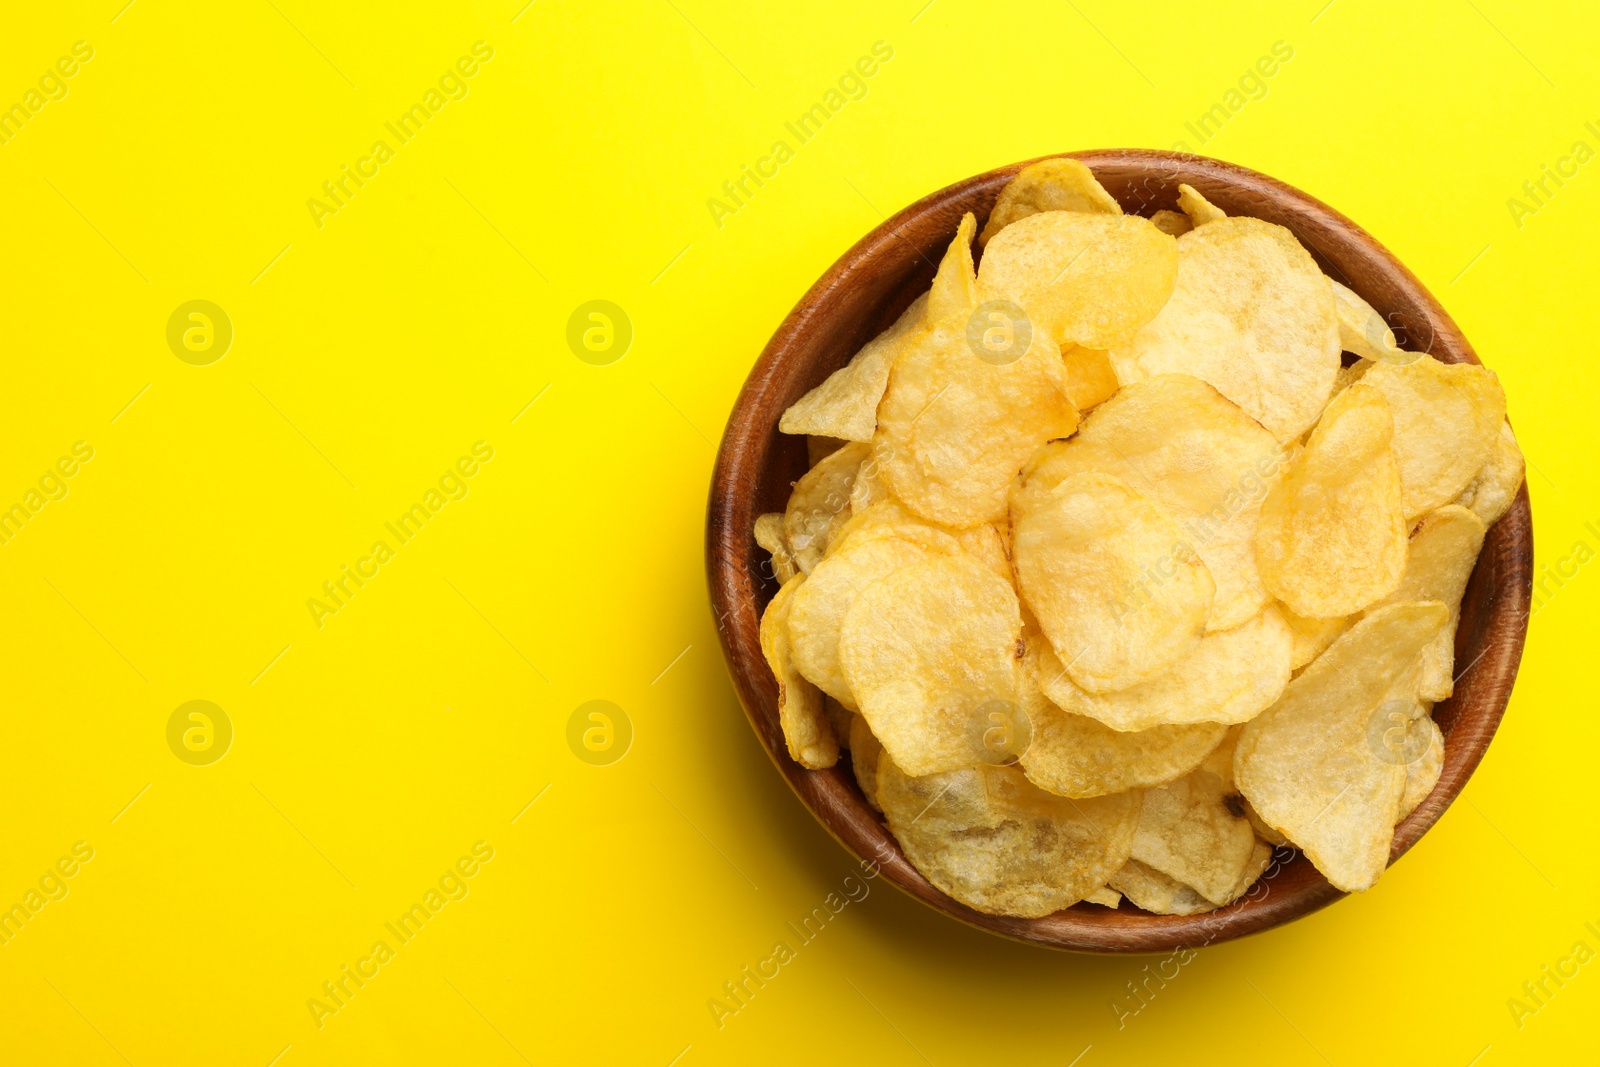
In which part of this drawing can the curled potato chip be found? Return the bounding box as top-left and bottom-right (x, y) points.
(1280, 604), (1352, 670)
(976, 212), (1179, 349)
(877, 757), (1141, 917)
(1108, 858), (1215, 915)
(1255, 383), (1408, 618)
(1397, 715), (1443, 823)
(1014, 471), (1215, 693)
(754, 512), (797, 584)
(784, 441), (871, 574)
(779, 293), (929, 442)
(1034, 607), (1292, 731)
(977, 157), (1121, 247)
(1361, 355), (1507, 519)
(1013, 374), (1286, 631)
(839, 554), (1022, 775)
(1236, 601), (1448, 892)
(1149, 209), (1192, 237)
(1110, 217), (1339, 442)
(1176, 183), (1226, 226)
(788, 534), (944, 707)
(1129, 760), (1262, 905)
(1084, 885), (1121, 908)
(1372, 505), (1486, 701)
(1061, 345), (1120, 412)
(759, 578), (839, 769)
(849, 714), (883, 811)
(875, 311), (1076, 527)
(1018, 643), (1226, 798)
(927, 212), (979, 324)
(1453, 419), (1524, 525)
(1329, 279), (1408, 363)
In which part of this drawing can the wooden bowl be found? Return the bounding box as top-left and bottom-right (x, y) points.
(705, 150), (1532, 953)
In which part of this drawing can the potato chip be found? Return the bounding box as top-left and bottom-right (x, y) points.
(823, 695), (853, 750)
(807, 435), (849, 467)
(1280, 604), (1351, 670)
(875, 311), (1076, 527)
(1108, 858), (1215, 915)
(759, 577), (839, 769)
(1176, 182), (1226, 227)
(849, 714), (883, 811)
(1361, 355), (1507, 519)
(1128, 760), (1263, 905)
(779, 292), (929, 442)
(1110, 217), (1340, 442)
(977, 157), (1121, 247)
(1014, 471), (1215, 692)
(1013, 374), (1286, 630)
(839, 555), (1022, 775)
(1329, 279), (1408, 363)
(976, 212), (1179, 349)
(1034, 607), (1293, 731)
(754, 511), (798, 584)
(1084, 885), (1122, 908)
(877, 757), (1141, 917)
(1149, 208), (1192, 237)
(1244, 801), (1288, 847)
(1371, 505), (1486, 701)
(1061, 345), (1120, 412)
(784, 440), (871, 574)
(1236, 601), (1448, 892)
(1255, 383), (1408, 617)
(828, 498), (963, 556)
(1453, 419), (1524, 526)
(1019, 633), (1227, 798)
(788, 534), (945, 707)
(1396, 714), (1443, 823)
(927, 213), (979, 323)
(847, 447), (892, 513)
(955, 522), (1015, 585)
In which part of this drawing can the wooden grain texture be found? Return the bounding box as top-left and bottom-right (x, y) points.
(705, 150), (1533, 954)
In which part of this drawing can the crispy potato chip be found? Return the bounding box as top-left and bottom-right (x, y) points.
(847, 447), (891, 513)
(1361, 355), (1507, 519)
(1280, 604), (1351, 670)
(1034, 607), (1293, 731)
(1108, 858), (1215, 915)
(1244, 801), (1288, 847)
(1396, 715), (1443, 823)
(1329, 279), (1408, 363)
(839, 555), (1022, 775)
(877, 757), (1141, 917)
(1372, 505), (1486, 701)
(1176, 182), (1226, 226)
(1149, 209), (1192, 237)
(759, 577), (840, 769)
(976, 212), (1179, 350)
(977, 157), (1121, 247)
(779, 292), (929, 442)
(828, 498), (963, 556)
(1084, 885), (1122, 908)
(1019, 634), (1227, 798)
(1061, 345), (1120, 412)
(849, 714), (883, 811)
(1128, 760), (1262, 905)
(1014, 471), (1215, 693)
(1236, 602), (1448, 891)
(1453, 419), (1524, 526)
(1013, 374), (1286, 630)
(807, 435), (849, 467)
(1255, 383), (1408, 617)
(784, 441), (871, 574)
(754, 511), (798, 584)
(788, 534), (945, 707)
(1110, 217), (1340, 442)
(928, 213), (979, 323)
(875, 311), (1076, 527)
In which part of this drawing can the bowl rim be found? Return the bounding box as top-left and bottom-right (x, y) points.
(705, 148), (1533, 953)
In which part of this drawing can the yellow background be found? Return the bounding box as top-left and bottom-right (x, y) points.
(1, 1), (1596, 1064)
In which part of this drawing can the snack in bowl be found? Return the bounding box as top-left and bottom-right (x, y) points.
(747, 158), (1524, 918)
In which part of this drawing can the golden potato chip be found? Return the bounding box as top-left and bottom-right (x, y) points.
(1453, 419), (1524, 526)
(1084, 886), (1121, 907)
(1396, 714), (1443, 823)
(877, 757), (1141, 917)
(788, 534), (944, 707)
(1255, 383), (1408, 617)
(1110, 217), (1340, 442)
(1149, 208), (1192, 237)
(784, 440), (871, 574)
(828, 498), (962, 556)
(1108, 858), (1215, 915)
(847, 447), (892, 513)
(849, 714), (883, 811)
(754, 511), (797, 584)
(1329, 279), (1408, 363)
(976, 212), (1179, 350)
(1244, 801), (1288, 847)
(875, 311), (1076, 527)
(1361, 354), (1507, 519)
(927, 213), (979, 323)
(1280, 604), (1351, 670)
(1033, 607), (1292, 731)
(838, 555), (1021, 775)
(1061, 345), (1120, 412)
(1013, 374), (1286, 631)
(1176, 182), (1226, 226)
(977, 157), (1121, 247)
(1014, 471), (1215, 693)
(1371, 505), (1486, 701)
(779, 292), (929, 442)
(759, 577), (839, 769)
(1235, 601), (1448, 892)
(1128, 760), (1262, 905)
(807, 435), (849, 467)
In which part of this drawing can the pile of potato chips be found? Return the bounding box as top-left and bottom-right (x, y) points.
(756, 159), (1523, 918)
